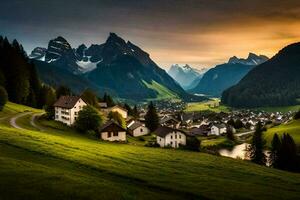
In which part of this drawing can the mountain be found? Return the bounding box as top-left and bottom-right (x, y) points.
(222, 42), (300, 108)
(189, 53), (268, 96)
(228, 53), (268, 66)
(167, 64), (207, 90)
(32, 33), (203, 102)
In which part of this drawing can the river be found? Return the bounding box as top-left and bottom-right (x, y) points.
(219, 143), (249, 160)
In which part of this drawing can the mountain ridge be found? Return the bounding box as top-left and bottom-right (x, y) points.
(31, 33), (203, 102)
(222, 42), (300, 107)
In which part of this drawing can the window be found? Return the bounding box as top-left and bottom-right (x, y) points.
(170, 141), (173, 145)
(179, 135), (181, 139)
(75, 117), (77, 120)
(171, 135), (173, 139)
(55, 115), (59, 119)
(140, 128), (143, 132)
(113, 131), (118, 137)
(160, 138), (161, 141)
(75, 112), (78, 115)
(108, 132), (111, 138)
(175, 134), (177, 139)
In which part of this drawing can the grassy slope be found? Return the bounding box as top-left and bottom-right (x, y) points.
(185, 99), (230, 113)
(1, 103), (300, 199)
(142, 80), (180, 101)
(256, 105), (300, 113)
(264, 119), (300, 146)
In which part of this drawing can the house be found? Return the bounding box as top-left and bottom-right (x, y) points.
(160, 115), (180, 128)
(53, 96), (87, 126)
(190, 124), (211, 136)
(99, 120), (127, 142)
(110, 105), (128, 119)
(155, 126), (187, 148)
(127, 121), (150, 137)
(98, 102), (108, 108)
(209, 124), (227, 136)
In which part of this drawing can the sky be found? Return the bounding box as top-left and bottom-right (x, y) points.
(1, 0), (300, 69)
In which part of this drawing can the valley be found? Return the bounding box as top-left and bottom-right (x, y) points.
(0, 102), (300, 199)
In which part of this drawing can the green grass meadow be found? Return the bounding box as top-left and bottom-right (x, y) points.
(0, 103), (300, 199)
(264, 119), (300, 146)
(185, 99), (230, 113)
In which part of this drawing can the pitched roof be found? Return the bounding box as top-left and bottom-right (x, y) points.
(111, 105), (128, 112)
(53, 96), (84, 109)
(160, 115), (179, 124)
(213, 124), (227, 129)
(154, 126), (186, 137)
(128, 121), (144, 131)
(99, 120), (127, 132)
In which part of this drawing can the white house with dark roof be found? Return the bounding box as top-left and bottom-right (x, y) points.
(127, 121), (150, 137)
(155, 126), (187, 148)
(209, 124), (227, 136)
(99, 120), (127, 142)
(53, 96), (87, 126)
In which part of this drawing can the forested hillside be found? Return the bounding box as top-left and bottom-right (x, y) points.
(222, 42), (300, 108)
(0, 36), (54, 108)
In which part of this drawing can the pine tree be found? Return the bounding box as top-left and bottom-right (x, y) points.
(277, 133), (299, 172)
(103, 93), (115, 107)
(56, 85), (71, 99)
(132, 105), (139, 119)
(226, 127), (235, 141)
(0, 86), (8, 111)
(145, 101), (159, 132)
(247, 121), (266, 165)
(269, 133), (281, 168)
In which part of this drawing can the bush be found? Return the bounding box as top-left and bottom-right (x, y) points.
(108, 111), (126, 128)
(0, 86), (8, 111)
(75, 105), (103, 133)
(294, 110), (300, 119)
(182, 136), (201, 152)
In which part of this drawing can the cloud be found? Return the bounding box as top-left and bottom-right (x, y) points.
(1, 0), (300, 68)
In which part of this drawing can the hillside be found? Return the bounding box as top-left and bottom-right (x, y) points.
(190, 53), (268, 96)
(264, 119), (300, 146)
(31, 33), (202, 102)
(222, 42), (300, 108)
(1, 103), (300, 199)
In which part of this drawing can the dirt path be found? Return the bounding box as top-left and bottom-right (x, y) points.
(235, 131), (254, 137)
(9, 112), (32, 129)
(30, 113), (45, 131)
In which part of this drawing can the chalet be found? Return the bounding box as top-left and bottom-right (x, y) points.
(99, 120), (127, 142)
(127, 121), (150, 137)
(190, 124), (211, 136)
(110, 105), (128, 119)
(209, 124), (227, 136)
(155, 126), (187, 148)
(160, 115), (180, 128)
(53, 96), (87, 126)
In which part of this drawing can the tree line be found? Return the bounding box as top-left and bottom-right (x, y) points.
(0, 36), (56, 111)
(247, 121), (300, 172)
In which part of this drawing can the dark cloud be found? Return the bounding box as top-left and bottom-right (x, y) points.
(1, 0), (300, 68)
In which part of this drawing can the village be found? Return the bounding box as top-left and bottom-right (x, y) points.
(53, 95), (296, 151)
